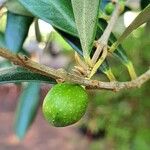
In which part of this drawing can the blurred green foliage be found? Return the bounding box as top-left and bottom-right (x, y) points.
(82, 26), (150, 149)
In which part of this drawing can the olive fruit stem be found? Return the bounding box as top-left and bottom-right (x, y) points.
(89, 46), (108, 78)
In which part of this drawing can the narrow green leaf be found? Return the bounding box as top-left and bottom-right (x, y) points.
(0, 67), (56, 84)
(14, 82), (40, 139)
(18, 0), (78, 36)
(5, 0), (32, 17)
(0, 13), (6, 33)
(71, 0), (100, 57)
(5, 11), (33, 52)
(34, 19), (42, 42)
(113, 4), (150, 48)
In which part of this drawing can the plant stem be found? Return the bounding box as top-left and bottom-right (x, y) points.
(89, 46), (107, 78)
(92, 2), (120, 64)
(126, 62), (137, 80)
(104, 69), (116, 81)
(0, 47), (149, 91)
(88, 2), (120, 78)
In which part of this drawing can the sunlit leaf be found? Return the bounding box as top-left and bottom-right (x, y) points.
(19, 0), (78, 36)
(5, 0), (32, 16)
(71, 0), (100, 57)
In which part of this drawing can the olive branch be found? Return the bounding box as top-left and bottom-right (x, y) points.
(0, 47), (149, 91)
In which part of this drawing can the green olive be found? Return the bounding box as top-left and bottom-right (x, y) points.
(104, 2), (115, 15)
(42, 83), (88, 127)
(119, 0), (125, 13)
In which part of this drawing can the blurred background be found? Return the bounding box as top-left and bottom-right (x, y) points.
(0, 0), (150, 150)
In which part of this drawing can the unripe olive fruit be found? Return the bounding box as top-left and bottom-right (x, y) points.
(119, 0), (125, 13)
(42, 83), (88, 127)
(104, 2), (115, 15)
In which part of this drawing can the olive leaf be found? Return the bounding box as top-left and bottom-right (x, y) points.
(71, 0), (100, 57)
(113, 4), (150, 48)
(0, 67), (56, 84)
(18, 0), (78, 36)
(5, 11), (33, 52)
(14, 82), (40, 139)
(5, 0), (32, 16)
